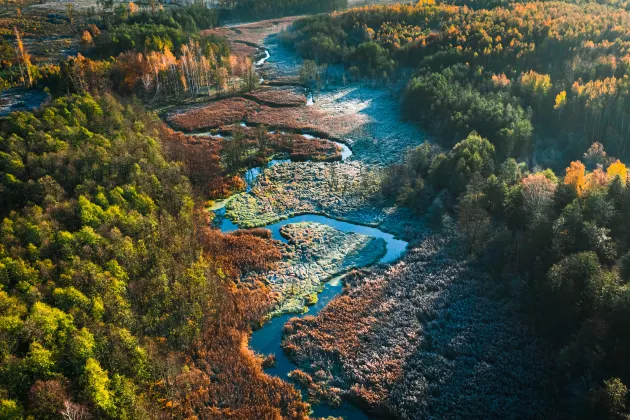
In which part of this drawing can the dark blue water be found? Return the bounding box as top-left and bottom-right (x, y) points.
(215, 210), (407, 419)
(210, 101), (407, 418)
(250, 275), (369, 419)
(220, 213), (406, 264)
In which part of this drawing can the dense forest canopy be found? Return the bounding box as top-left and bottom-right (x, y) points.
(93, 4), (220, 58)
(283, 1), (630, 164)
(0, 94), (307, 418)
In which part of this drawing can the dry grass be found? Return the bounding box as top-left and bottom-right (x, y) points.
(248, 105), (356, 140)
(270, 132), (340, 161)
(168, 92), (362, 141)
(244, 86), (306, 107)
(168, 97), (255, 131)
(202, 16), (299, 48)
(222, 125), (341, 161)
(283, 237), (553, 417)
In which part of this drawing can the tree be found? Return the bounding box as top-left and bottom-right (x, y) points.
(449, 131), (496, 194)
(458, 179), (491, 255)
(83, 358), (114, 415)
(243, 58), (257, 92)
(222, 126), (247, 173)
(607, 160), (627, 185)
(128, 1), (138, 15)
(564, 161), (587, 196)
(256, 124), (268, 154)
(59, 401), (90, 420)
(13, 27), (33, 88)
(590, 378), (629, 420)
(299, 60), (318, 87)
(584, 142), (607, 169)
(522, 173), (556, 225)
(546, 252), (603, 332)
(81, 31), (94, 50)
(0, 400), (23, 420)
(66, 3), (76, 30)
(28, 380), (69, 420)
(555, 91), (567, 110)
(349, 41), (394, 78)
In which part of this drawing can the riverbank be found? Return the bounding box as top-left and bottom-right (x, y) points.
(224, 161), (422, 240)
(244, 222), (387, 317)
(283, 235), (554, 418)
(198, 14), (557, 420)
(191, 16), (422, 418)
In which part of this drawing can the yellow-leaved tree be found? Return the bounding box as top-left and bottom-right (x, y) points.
(564, 161), (587, 195)
(607, 160), (627, 185)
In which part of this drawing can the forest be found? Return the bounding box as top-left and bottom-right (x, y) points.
(5, 0), (630, 418)
(376, 134), (630, 416)
(215, 0), (348, 22)
(0, 93), (308, 418)
(282, 1), (630, 163)
(3, 2), (267, 101)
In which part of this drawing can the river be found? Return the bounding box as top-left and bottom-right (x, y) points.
(208, 29), (410, 419)
(213, 124), (407, 419)
(216, 172), (407, 419)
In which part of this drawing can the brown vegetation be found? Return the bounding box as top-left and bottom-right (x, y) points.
(265, 131), (341, 161)
(168, 95), (358, 141)
(282, 236), (552, 418)
(166, 100), (342, 164)
(202, 16), (298, 49)
(168, 97), (254, 131)
(152, 218), (308, 419)
(244, 86), (306, 107)
(161, 127), (246, 198)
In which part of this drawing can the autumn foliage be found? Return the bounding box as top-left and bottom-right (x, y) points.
(564, 161), (587, 195)
(0, 94), (306, 418)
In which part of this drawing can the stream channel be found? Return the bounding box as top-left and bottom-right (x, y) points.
(209, 41), (408, 419)
(212, 145), (407, 419)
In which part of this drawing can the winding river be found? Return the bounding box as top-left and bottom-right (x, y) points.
(213, 139), (407, 419)
(209, 39), (409, 419)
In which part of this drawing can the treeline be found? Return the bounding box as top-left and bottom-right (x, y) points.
(0, 94), (307, 418)
(83, 3), (238, 100)
(2, 4), (251, 104)
(382, 135), (630, 418)
(283, 2), (630, 162)
(0, 4), (219, 93)
(61, 36), (242, 101)
(93, 3), (219, 58)
(216, 0), (347, 22)
(441, 0), (630, 13)
(30, 3), (261, 103)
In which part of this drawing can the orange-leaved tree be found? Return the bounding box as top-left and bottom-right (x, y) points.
(564, 161), (587, 196)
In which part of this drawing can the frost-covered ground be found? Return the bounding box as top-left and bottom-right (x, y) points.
(308, 85), (430, 164)
(247, 222), (386, 317)
(227, 161), (385, 226)
(30, 0), (100, 11)
(283, 236), (554, 418)
(225, 161), (422, 240)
